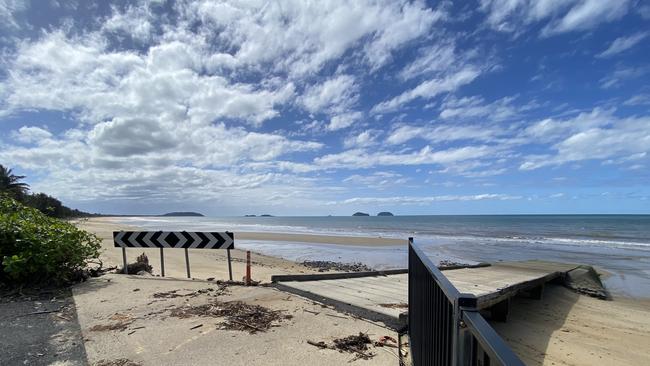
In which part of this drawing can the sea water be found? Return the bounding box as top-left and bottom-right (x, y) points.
(115, 215), (650, 298)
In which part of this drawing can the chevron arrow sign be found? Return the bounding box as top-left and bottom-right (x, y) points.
(113, 231), (234, 249)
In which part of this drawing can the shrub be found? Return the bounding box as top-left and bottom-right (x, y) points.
(0, 194), (101, 286)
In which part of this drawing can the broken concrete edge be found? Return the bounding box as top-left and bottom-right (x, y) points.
(271, 282), (405, 330)
(564, 265), (611, 300)
(271, 269), (409, 283)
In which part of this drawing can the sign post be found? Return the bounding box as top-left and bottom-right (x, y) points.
(113, 231), (235, 279)
(160, 248), (165, 277)
(122, 247), (128, 274)
(227, 249), (233, 281)
(184, 248), (191, 278)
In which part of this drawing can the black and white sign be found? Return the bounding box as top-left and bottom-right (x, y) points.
(113, 231), (234, 249)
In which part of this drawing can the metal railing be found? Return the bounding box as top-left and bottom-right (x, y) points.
(408, 238), (525, 366)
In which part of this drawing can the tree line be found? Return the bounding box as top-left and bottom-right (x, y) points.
(0, 164), (96, 218)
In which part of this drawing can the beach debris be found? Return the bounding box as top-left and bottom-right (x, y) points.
(307, 340), (329, 349)
(302, 261), (373, 272)
(216, 279), (261, 287)
(378, 303), (408, 309)
(152, 290), (184, 299)
(190, 324), (203, 330)
(118, 253), (153, 275)
(168, 300), (291, 334)
(127, 326), (145, 335)
(86, 259), (116, 278)
(374, 335), (398, 348)
(90, 313), (135, 332)
(307, 333), (376, 361)
(152, 286), (228, 299)
(92, 359), (142, 366)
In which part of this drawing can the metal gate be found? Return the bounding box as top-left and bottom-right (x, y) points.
(408, 238), (525, 366)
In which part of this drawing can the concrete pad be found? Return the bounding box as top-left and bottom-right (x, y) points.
(0, 289), (87, 366)
(274, 261), (581, 327)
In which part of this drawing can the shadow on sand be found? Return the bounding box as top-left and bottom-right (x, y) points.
(489, 283), (581, 365)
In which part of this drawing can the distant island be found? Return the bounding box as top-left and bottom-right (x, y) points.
(352, 212), (370, 216)
(244, 214), (256, 217)
(160, 212), (204, 217)
(377, 212), (394, 216)
(260, 214), (274, 217)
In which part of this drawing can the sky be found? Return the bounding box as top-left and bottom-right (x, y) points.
(0, 0), (649, 216)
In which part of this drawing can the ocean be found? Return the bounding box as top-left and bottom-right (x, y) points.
(115, 215), (650, 298)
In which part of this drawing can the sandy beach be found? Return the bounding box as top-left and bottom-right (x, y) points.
(66, 218), (650, 365)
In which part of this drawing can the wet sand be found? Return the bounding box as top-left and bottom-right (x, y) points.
(236, 231), (406, 246)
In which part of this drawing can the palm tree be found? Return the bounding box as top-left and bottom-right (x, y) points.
(0, 164), (30, 199)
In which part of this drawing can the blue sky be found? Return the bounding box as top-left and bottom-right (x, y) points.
(0, 0), (649, 216)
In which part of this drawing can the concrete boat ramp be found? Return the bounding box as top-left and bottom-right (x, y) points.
(272, 261), (582, 329)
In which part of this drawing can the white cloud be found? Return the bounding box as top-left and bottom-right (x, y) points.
(11, 126), (52, 144)
(523, 107), (614, 142)
(600, 65), (650, 89)
(597, 32), (648, 58)
(183, 0), (442, 76)
(343, 171), (409, 189)
(479, 0), (630, 36)
(1, 31), (295, 127)
(101, 3), (155, 42)
(301, 75), (358, 115)
(399, 41), (460, 81)
(439, 96), (521, 121)
(387, 123), (509, 145)
(624, 94), (650, 106)
(0, 0), (27, 30)
(363, 2), (446, 70)
(639, 5), (650, 20)
(372, 66), (481, 113)
(331, 194), (521, 206)
(343, 130), (379, 149)
(543, 0), (629, 36)
(315, 145), (495, 170)
(300, 75), (362, 131)
(520, 110), (650, 170)
(328, 111), (363, 131)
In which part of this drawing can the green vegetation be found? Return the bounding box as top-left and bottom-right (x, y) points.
(0, 165), (29, 199)
(0, 164), (94, 218)
(0, 195), (101, 286)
